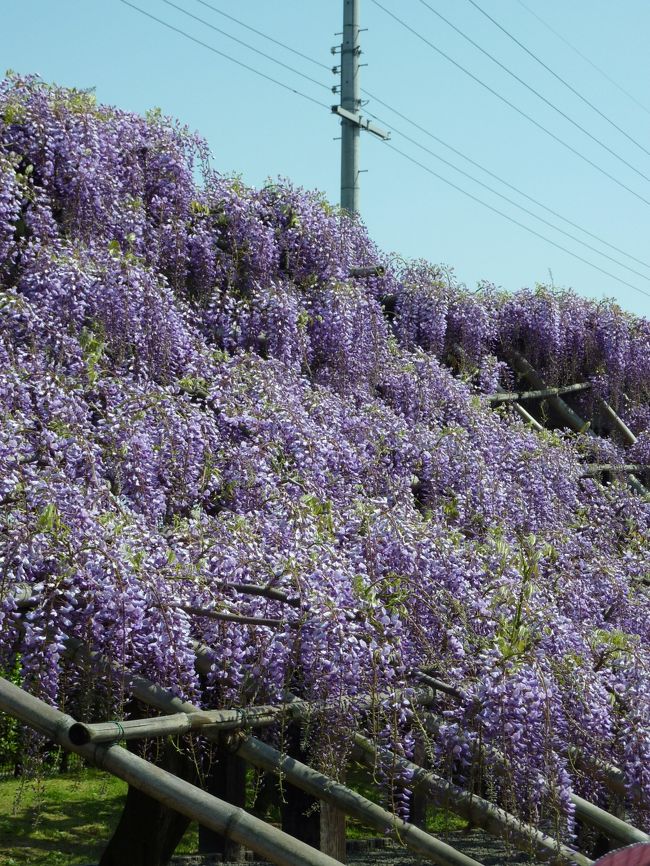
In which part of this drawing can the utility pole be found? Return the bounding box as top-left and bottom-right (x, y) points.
(332, 0), (389, 215)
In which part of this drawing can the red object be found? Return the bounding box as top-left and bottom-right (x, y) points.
(594, 844), (650, 866)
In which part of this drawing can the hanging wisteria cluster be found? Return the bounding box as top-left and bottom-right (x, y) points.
(0, 74), (649, 838)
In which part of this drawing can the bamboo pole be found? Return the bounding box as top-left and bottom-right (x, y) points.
(80, 665), (483, 866)
(61, 633), (650, 822)
(488, 383), (591, 403)
(568, 750), (644, 805)
(506, 352), (590, 434)
(68, 705), (283, 746)
(409, 693), (649, 845)
(598, 400), (637, 446)
(506, 352), (649, 496)
(27, 615), (650, 845)
(354, 738), (588, 864)
(0, 676), (343, 866)
(581, 465), (648, 477)
(569, 794), (649, 846)
(236, 736), (486, 866)
(512, 401), (545, 432)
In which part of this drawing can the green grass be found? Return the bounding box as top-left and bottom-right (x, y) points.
(0, 770), (198, 866)
(345, 762), (467, 839)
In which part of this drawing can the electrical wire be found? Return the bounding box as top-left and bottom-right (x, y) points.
(416, 0), (650, 179)
(383, 141), (650, 300)
(118, 0), (330, 111)
(161, 0), (331, 94)
(362, 88), (650, 271)
(370, 0), (650, 209)
(510, 0), (650, 123)
(119, 0), (650, 302)
(187, 0), (331, 72)
(172, 0), (650, 272)
(466, 0), (650, 157)
(366, 108), (650, 284)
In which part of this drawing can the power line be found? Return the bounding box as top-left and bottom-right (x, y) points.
(119, 0), (650, 301)
(187, 0), (331, 72)
(161, 0), (330, 93)
(170, 0), (650, 272)
(366, 109), (650, 284)
(515, 0), (650, 120)
(416, 0), (650, 180)
(118, 0), (330, 111)
(362, 88), (650, 272)
(464, 0), (650, 160)
(370, 0), (650, 209)
(383, 141), (650, 301)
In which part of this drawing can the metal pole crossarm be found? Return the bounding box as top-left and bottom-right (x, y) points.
(332, 105), (390, 140)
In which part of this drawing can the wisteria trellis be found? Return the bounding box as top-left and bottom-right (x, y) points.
(0, 74), (649, 840)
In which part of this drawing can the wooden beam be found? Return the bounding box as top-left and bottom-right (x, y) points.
(176, 605), (284, 628)
(218, 582), (302, 607)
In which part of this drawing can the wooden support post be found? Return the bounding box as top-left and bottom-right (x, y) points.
(320, 801), (346, 862)
(99, 703), (197, 866)
(55, 638), (646, 853)
(281, 727), (321, 850)
(408, 736), (428, 830)
(100, 738), (195, 866)
(352, 732), (594, 866)
(236, 736), (488, 866)
(199, 742), (247, 861)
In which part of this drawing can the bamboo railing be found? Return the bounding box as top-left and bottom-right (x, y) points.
(503, 352), (649, 497)
(0, 675), (342, 866)
(3, 577), (649, 865)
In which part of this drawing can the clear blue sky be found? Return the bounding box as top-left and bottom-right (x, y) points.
(2, 0), (650, 317)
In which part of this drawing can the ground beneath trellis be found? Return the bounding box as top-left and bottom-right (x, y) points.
(166, 833), (545, 865)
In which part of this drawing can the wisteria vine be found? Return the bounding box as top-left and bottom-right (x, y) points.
(0, 74), (649, 840)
